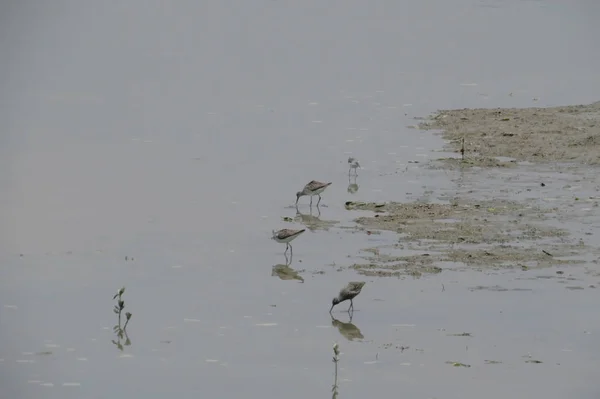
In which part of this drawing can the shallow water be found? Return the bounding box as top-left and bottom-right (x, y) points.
(2, 1), (600, 398)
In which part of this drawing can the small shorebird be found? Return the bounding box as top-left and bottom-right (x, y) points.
(271, 228), (306, 255)
(295, 180), (332, 206)
(348, 157), (361, 175)
(330, 281), (366, 313)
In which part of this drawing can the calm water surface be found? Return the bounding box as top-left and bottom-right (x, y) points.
(1, 1), (600, 398)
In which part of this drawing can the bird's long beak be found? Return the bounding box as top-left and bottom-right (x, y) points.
(295, 196), (299, 204)
(329, 304), (334, 313)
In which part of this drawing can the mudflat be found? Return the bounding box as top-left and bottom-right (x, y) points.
(343, 101), (600, 279)
(421, 100), (600, 167)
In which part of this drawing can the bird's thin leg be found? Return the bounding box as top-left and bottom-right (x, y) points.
(309, 196), (313, 207)
(284, 243), (289, 254)
(347, 300), (353, 312)
(290, 243), (293, 257)
(317, 195), (322, 206)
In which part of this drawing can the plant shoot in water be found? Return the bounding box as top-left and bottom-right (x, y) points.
(332, 342), (340, 399)
(112, 286), (133, 351)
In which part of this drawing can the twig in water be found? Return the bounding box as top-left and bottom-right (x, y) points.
(112, 287), (133, 351)
(332, 343), (340, 398)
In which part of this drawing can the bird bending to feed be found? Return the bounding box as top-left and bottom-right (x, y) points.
(295, 180), (332, 206)
(271, 228), (306, 255)
(330, 281), (366, 313)
(348, 157), (360, 175)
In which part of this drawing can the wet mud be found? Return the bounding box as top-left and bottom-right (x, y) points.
(344, 101), (600, 278)
(345, 199), (581, 277)
(419, 100), (600, 168)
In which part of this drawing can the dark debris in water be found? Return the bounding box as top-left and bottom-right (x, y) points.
(445, 361), (471, 368)
(380, 343), (410, 351)
(447, 332), (472, 337)
(484, 360), (502, 365)
(345, 201), (387, 211)
(469, 285), (533, 292)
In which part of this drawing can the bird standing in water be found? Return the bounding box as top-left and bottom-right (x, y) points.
(295, 180), (332, 207)
(330, 281), (366, 313)
(348, 157), (361, 176)
(271, 228), (306, 256)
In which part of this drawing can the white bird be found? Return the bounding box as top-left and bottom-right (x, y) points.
(348, 157), (361, 175)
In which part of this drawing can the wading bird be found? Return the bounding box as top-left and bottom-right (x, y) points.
(271, 228), (306, 256)
(348, 157), (361, 175)
(295, 180), (332, 207)
(330, 281), (366, 313)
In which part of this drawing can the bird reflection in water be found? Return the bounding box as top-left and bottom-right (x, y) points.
(295, 204), (338, 232)
(331, 313), (364, 341)
(271, 252), (304, 283)
(347, 174), (359, 194)
(295, 203), (321, 225)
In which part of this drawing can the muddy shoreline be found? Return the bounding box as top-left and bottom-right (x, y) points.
(346, 101), (600, 277)
(420, 100), (600, 168)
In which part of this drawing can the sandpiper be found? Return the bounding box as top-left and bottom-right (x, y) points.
(330, 281), (366, 313)
(348, 157), (361, 175)
(295, 180), (332, 206)
(271, 228), (306, 255)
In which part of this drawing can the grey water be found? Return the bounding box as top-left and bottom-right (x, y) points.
(1, 1), (600, 398)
